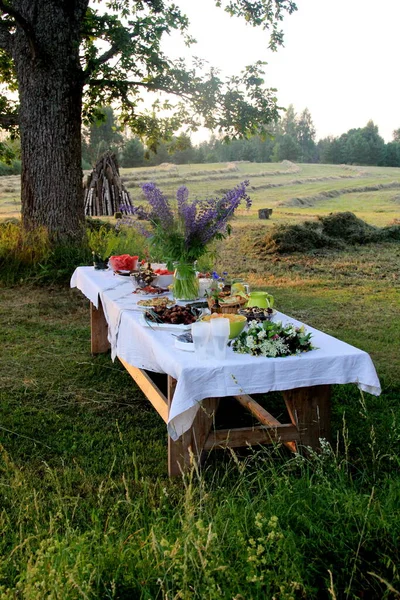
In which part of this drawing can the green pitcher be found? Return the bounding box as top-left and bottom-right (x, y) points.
(246, 291), (274, 309)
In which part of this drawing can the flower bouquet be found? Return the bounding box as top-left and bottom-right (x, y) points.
(232, 320), (316, 358)
(121, 181), (251, 301)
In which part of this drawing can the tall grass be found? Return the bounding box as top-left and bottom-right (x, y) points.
(0, 222), (92, 285)
(0, 219), (152, 285)
(0, 435), (399, 598)
(1, 212), (400, 597)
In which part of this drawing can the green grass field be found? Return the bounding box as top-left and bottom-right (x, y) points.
(1, 162), (400, 598)
(2, 161), (400, 227)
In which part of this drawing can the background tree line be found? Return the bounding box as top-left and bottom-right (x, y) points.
(2, 104), (400, 174)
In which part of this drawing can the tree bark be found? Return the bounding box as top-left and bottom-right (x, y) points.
(12, 0), (88, 240)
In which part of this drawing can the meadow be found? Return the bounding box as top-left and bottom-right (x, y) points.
(1, 162), (400, 598)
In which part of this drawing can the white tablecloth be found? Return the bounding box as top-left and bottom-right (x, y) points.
(71, 267), (381, 441)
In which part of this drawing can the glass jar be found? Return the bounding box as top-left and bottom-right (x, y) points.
(172, 261), (199, 301)
(92, 252), (109, 270)
(231, 278), (250, 295)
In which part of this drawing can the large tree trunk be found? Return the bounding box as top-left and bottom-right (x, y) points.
(12, 1), (87, 240)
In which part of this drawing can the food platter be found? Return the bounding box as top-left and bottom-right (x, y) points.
(132, 285), (170, 296)
(139, 314), (192, 332)
(113, 270), (132, 279)
(136, 297), (173, 308)
(139, 304), (202, 331)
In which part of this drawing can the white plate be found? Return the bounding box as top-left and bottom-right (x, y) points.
(139, 314), (192, 332)
(174, 339), (195, 352)
(132, 289), (171, 298)
(113, 270), (132, 279)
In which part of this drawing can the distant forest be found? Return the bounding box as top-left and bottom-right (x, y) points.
(1, 104), (400, 175)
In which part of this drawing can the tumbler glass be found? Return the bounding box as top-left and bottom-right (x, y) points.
(210, 317), (230, 360)
(191, 321), (211, 360)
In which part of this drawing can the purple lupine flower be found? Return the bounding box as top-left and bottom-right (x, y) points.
(194, 205), (218, 234)
(216, 181), (251, 220)
(176, 185), (189, 209)
(120, 180), (251, 260)
(177, 185), (195, 238)
(180, 201), (198, 240)
(141, 182), (173, 228)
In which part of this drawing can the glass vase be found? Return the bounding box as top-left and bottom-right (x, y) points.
(173, 262), (199, 301)
(92, 252), (109, 270)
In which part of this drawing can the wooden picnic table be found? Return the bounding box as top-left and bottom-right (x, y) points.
(71, 267), (381, 477)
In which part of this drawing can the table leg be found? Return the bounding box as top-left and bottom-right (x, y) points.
(283, 385), (331, 451)
(90, 300), (110, 354)
(167, 376), (219, 476)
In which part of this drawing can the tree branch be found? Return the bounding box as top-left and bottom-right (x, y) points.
(82, 42), (121, 81)
(0, 111), (19, 127)
(82, 26), (140, 81)
(0, 0), (39, 58)
(87, 78), (194, 101)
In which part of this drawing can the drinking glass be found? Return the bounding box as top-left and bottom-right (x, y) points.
(191, 321), (211, 360)
(210, 317), (230, 360)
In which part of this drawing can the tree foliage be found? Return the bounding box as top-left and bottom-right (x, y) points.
(0, 0), (297, 152)
(82, 106), (124, 166)
(318, 120), (387, 166)
(0, 0), (298, 237)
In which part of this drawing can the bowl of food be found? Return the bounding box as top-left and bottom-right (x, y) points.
(153, 267), (174, 288)
(238, 307), (276, 323)
(201, 313), (247, 339)
(130, 263), (157, 288)
(109, 254), (138, 272)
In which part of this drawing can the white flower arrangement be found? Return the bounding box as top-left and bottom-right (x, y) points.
(232, 320), (315, 358)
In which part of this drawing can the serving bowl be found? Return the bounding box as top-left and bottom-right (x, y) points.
(154, 273), (174, 287)
(238, 307), (276, 323)
(109, 255), (138, 272)
(201, 313), (247, 339)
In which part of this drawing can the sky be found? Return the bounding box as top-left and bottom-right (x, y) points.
(161, 0), (400, 143)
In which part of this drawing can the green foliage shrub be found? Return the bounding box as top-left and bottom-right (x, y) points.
(380, 224), (400, 241)
(86, 225), (120, 261)
(0, 218), (151, 285)
(85, 216), (115, 232)
(0, 159), (21, 175)
(81, 158), (92, 171)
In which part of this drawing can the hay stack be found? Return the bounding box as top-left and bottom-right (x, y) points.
(84, 152), (134, 216)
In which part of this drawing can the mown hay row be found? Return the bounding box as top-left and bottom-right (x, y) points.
(252, 212), (400, 255)
(278, 182), (400, 207)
